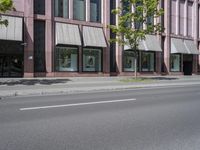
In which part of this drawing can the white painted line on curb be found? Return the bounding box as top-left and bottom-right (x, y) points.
(20, 98), (137, 111)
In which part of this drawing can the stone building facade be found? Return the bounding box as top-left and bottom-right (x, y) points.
(0, 0), (200, 77)
(111, 0), (200, 76)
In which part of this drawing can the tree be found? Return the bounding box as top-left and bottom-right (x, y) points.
(0, 0), (14, 26)
(109, 0), (164, 79)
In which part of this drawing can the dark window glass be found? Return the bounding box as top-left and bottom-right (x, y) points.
(54, 0), (68, 18)
(146, 16), (154, 32)
(122, 1), (130, 15)
(34, 0), (45, 15)
(55, 47), (78, 72)
(83, 48), (102, 72)
(147, 16), (154, 26)
(110, 0), (116, 25)
(73, 0), (85, 21)
(0, 41), (23, 77)
(110, 0), (116, 72)
(135, 2), (143, 29)
(160, 0), (164, 28)
(34, 21), (46, 72)
(122, 1), (131, 27)
(90, 0), (101, 22)
(141, 52), (155, 72)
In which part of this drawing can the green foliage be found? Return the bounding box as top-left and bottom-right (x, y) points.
(108, 0), (164, 51)
(0, 0), (13, 12)
(0, 0), (14, 26)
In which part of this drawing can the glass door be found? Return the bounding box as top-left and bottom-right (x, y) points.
(0, 55), (23, 77)
(0, 56), (3, 77)
(10, 55), (23, 77)
(0, 56), (9, 77)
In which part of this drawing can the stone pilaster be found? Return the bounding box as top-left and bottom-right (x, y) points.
(23, 0), (34, 77)
(69, 0), (73, 19)
(86, 0), (90, 22)
(193, 0), (198, 74)
(45, 0), (53, 76)
(115, 0), (122, 74)
(176, 0), (180, 35)
(164, 0), (171, 74)
(103, 0), (110, 73)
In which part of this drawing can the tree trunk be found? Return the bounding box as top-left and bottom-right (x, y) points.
(134, 57), (137, 79)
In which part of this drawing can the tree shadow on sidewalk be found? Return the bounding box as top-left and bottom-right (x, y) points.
(148, 77), (179, 81)
(0, 79), (71, 86)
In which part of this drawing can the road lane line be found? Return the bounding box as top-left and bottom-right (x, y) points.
(20, 98), (136, 111)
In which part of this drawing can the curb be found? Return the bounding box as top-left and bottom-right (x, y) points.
(1, 81), (200, 99)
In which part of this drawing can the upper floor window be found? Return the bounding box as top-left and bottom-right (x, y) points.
(134, 2), (143, 29)
(199, 5), (200, 38)
(110, 0), (116, 25)
(54, 0), (69, 18)
(187, 2), (193, 37)
(90, 0), (101, 22)
(122, 0), (131, 27)
(147, 16), (154, 26)
(34, 0), (45, 15)
(179, 0), (185, 35)
(73, 0), (85, 21)
(171, 0), (177, 34)
(160, 0), (164, 28)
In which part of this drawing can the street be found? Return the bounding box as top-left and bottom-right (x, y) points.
(0, 84), (200, 150)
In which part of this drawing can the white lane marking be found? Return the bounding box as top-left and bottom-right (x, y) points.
(20, 98), (136, 111)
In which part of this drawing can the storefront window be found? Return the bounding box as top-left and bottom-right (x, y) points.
(83, 48), (102, 72)
(141, 52), (155, 72)
(123, 51), (136, 72)
(171, 54), (181, 72)
(55, 47), (78, 71)
(90, 0), (101, 22)
(73, 0), (85, 21)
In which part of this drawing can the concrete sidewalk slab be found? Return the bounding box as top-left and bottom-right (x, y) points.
(0, 76), (200, 98)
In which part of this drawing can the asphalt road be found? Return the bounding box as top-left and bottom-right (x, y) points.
(0, 84), (200, 150)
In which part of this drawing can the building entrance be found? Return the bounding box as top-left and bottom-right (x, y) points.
(183, 55), (193, 75)
(0, 40), (24, 77)
(0, 55), (23, 77)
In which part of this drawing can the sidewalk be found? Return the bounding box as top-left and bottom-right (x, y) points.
(0, 76), (200, 98)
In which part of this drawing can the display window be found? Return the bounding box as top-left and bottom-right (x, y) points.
(55, 47), (78, 72)
(141, 52), (155, 72)
(123, 51), (136, 72)
(170, 54), (181, 72)
(83, 48), (102, 72)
